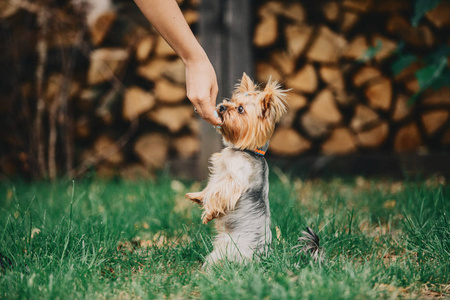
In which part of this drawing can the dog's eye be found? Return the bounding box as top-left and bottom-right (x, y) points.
(237, 106), (245, 114)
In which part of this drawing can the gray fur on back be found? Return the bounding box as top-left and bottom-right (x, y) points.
(204, 150), (272, 266)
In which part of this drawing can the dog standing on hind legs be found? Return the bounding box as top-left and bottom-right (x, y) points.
(186, 73), (289, 266)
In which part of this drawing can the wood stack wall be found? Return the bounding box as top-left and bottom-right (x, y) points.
(0, 0), (201, 179)
(0, 0), (449, 179)
(254, 0), (450, 158)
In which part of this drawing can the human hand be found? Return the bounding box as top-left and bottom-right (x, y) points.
(184, 56), (222, 126)
(133, 0), (221, 125)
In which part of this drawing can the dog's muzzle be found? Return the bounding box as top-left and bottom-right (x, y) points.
(218, 105), (227, 114)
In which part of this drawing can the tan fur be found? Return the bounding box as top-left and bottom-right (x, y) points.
(186, 73), (286, 224)
(186, 150), (247, 224)
(235, 72), (257, 95)
(219, 73), (288, 150)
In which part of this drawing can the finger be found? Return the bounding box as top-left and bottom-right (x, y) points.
(199, 101), (222, 126)
(210, 83), (218, 107)
(187, 94), (202, 116)
(190, 90), (222, 126)
(209, 85), (221, 125)
(193, 93), (221, 125)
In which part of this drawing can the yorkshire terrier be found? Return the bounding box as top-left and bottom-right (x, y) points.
(185, 73), (288, 265)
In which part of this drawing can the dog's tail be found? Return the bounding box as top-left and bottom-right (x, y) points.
(292, 227), (324, 263)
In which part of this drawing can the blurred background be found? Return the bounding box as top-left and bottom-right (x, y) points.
(0, 0), (449, 181)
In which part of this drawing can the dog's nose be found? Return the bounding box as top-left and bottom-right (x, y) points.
(218, 105), (227, 113)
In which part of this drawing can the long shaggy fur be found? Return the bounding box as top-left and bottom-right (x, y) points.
(186, 73), (288, 266)
(220, 73), (288, 150)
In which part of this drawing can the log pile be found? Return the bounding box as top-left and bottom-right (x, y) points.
(1, 0), (450, 179)
(254, 0), (450, 157)
(76, 0), (201, 178)
(0, 0), (200, 179)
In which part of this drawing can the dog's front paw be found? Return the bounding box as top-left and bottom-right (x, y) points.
(185, 192), (203, 204)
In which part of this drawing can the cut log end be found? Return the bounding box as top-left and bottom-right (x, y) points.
(364, 77), (392, 111)
(286, 64), (318, 93)
(322, 128), (357, 155)
(306, 26), (347, 63)
(148, 105), (193, 133)
(94, 135), (124, 165)
(135, 36), (155, 62)
(350, 105), (379, 131)
(394, 123), (423, 153)
(421, 110), (449, 136)
(309, 89), (342, 124)
(154, 79), (186, 104)
(134, 133), (169, 169)
(123, 87), (156, 120)
(172, 135), (200, 159)
(88, 48), (129, 85)
(270, 127), (311, 156)
(253, 15), (278, 47)
(89, 12), (116, 46)
(357, 122), (389, 148)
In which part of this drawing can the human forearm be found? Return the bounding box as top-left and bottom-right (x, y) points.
(134, 0), (205, 64)
(134, 0), (222, 125)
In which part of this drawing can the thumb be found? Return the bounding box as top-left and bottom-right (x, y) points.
(202, 104), (222, 126)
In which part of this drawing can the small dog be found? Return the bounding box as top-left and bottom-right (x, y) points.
(186, 73), (288, 265)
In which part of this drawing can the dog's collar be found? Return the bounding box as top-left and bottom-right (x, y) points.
(245, 141), (269, 157)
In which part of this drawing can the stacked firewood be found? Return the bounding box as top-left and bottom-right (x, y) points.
(0, 0), (200, 179)
(77, 0), (202, 178)
(1, 0), (450, 179)
(253, 0), (450, 157)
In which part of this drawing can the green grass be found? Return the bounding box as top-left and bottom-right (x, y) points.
(0, 171), (449, 299)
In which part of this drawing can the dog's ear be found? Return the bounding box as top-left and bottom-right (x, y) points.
(236, 72), (256, 94)
(261, 77), (288, 121)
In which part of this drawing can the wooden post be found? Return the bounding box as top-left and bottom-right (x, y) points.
(225, 0), (254, 94)
(198, 0), (224, 180)
(198, 0), (253, 179)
